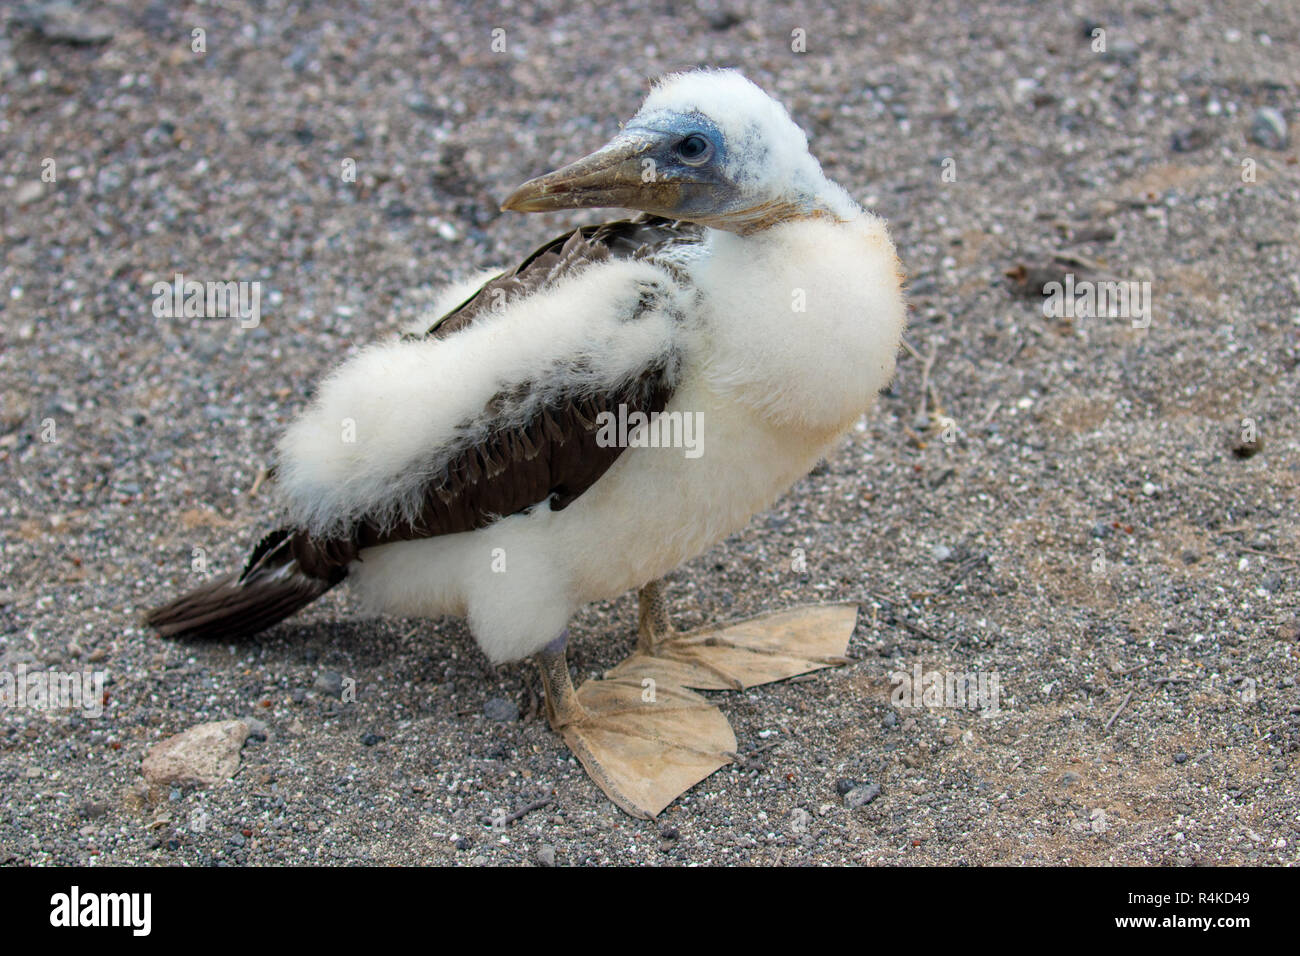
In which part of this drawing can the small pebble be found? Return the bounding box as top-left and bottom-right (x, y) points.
(313, 671), (344, 698)
(15, 182), (44, 206)
(1170, 127), (1211, 152)
(1105, 39), (1140, 64)
(483, 697), (519, 722)
(537, 845), (557, 867)
(1249, 107), (1289, 150)
(13, 1), (115, 46)
(844, 783), (881, 808)
(705, 9), (743, 30)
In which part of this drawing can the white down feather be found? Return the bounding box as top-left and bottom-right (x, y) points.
(275, 257), (693, 537)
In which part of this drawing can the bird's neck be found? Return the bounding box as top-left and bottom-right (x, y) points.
(717, 166), (861, 236)
(724, 195), (858, 237)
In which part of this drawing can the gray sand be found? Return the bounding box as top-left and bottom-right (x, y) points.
(1, 0), (1297, 865)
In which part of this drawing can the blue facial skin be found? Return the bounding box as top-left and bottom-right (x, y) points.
(623, 112), (741, 217)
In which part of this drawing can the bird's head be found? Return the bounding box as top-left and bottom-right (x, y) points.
(501, 69), (853, 234)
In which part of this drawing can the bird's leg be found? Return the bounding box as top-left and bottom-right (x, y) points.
(636, 579), (675, 654)
(536, 631), (587, 730)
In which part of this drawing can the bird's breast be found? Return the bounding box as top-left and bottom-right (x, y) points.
(688, 215), (906, 433)
(558, 374), (847, 601)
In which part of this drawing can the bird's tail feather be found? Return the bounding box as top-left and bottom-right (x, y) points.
(145, 529), (344, 640)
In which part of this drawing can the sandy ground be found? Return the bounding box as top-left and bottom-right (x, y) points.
(1, 0), (1297, 866)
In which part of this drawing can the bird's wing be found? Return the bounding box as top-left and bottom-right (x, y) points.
(408, 214), (703, 340)
(275, 215), (705, 580)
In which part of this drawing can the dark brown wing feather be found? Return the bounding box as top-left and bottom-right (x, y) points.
(288, 363), (676, 578)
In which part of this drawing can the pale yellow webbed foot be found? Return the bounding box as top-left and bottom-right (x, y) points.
(608, 583), (859, 691)
(536, 634), (734, 820)
(558, 676), (735, 819)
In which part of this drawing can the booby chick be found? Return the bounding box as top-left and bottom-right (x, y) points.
(148, 69), (906, 817)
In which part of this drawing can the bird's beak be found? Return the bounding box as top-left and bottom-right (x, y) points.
(500, 132), (686, 215)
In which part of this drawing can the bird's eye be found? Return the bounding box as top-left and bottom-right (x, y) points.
(675, 134), (713, 165)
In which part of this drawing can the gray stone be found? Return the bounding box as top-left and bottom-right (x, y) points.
(1104, 39), (1140, 64)
(14, 1), (115, 45)
(844, 783), (882, 808)
(15, 182), (44, 207)
(313, 671), (344, 698)
(484, 697), (519, 722)
(1171, 127), (1212, 152)
(0, 36), (15, 78)
(1249, 107), (1288, 150)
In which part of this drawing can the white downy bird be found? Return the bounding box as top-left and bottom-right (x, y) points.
(149, 69), (906, 817)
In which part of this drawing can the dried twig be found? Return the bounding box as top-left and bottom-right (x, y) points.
(480, 795), (553, 827)
(1114, 661), (1152, 676)
(1235, 546), (1297, 564)
(1052, 250), (1104, 271)
(249, 466), (269, 498)
(941, 552), (989, 594)
(899, 618), (942, 642)
(727, 740), (781, 770)
(1104, 690), (1134, 731)
(916, 341), (938, 424)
